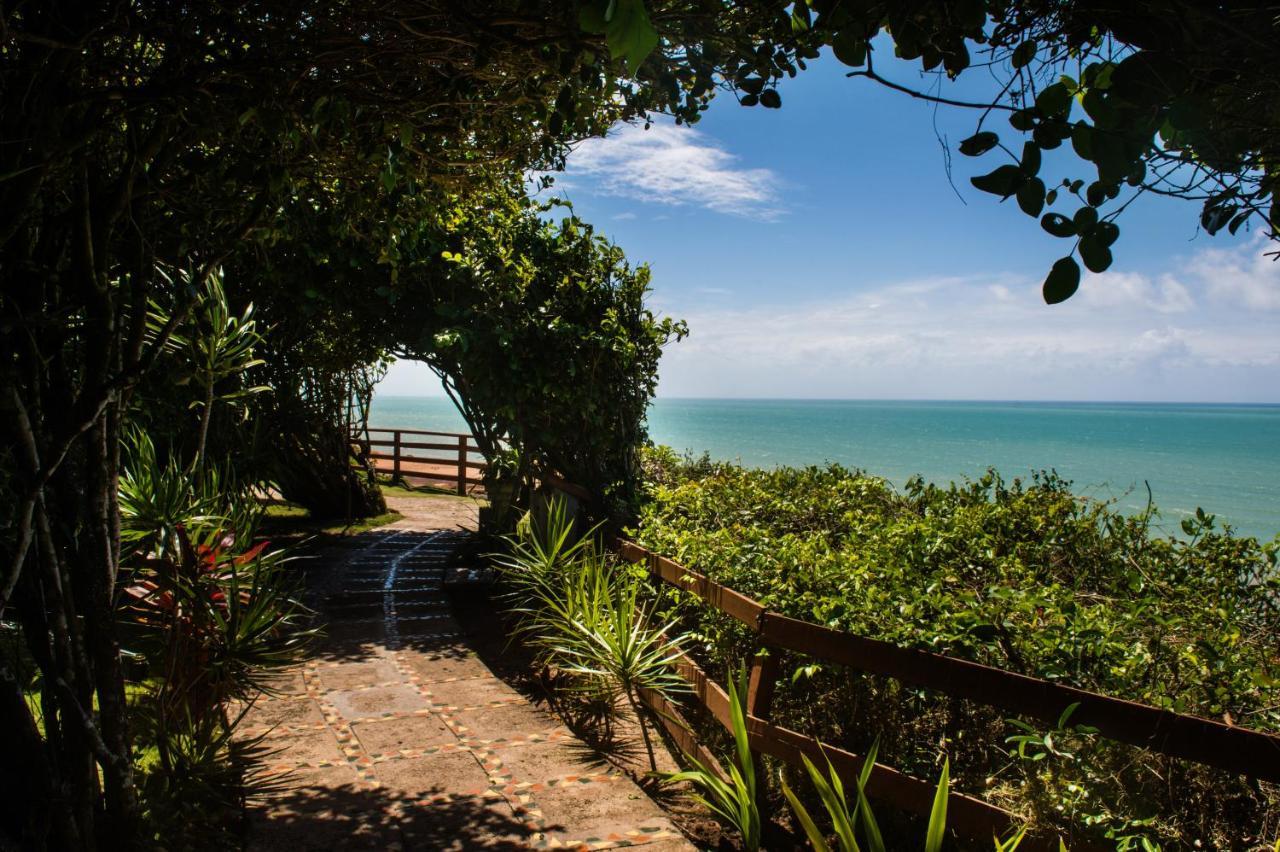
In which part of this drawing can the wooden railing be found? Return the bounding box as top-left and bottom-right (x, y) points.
(360, 427), (486, 495)
(616, 539), (1280, 850)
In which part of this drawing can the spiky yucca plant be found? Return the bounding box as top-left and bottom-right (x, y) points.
(494, 497), (689, 770)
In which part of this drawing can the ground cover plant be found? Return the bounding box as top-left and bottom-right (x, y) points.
(635, 449), (1280, 849)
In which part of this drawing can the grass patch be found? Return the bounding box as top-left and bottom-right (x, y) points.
(377, 477), (487, 504)
(258, 501), (403, 545)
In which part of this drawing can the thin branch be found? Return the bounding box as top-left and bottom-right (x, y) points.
(54, 677), (125, 768)
(849, 66), (1016, 112)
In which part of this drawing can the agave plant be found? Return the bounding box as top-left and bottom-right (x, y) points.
(664, 669), (762, 851)
(134, 700), (275, 850)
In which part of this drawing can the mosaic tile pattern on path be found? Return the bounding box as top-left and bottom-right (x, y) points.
(243, 504), (693, 851)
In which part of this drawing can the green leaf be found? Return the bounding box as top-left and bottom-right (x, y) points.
(924, 759), (950, 852)
(1070, 123), (1093, 159)
(1079, 236), (1113, 273)
(1072, 206), (1099, 231)
(790, 0), (811, 32)
(831, 30), (868, 67)
(1035, 83), (1072, 118)
(1042, 256), (1081, 304)
(1040, 213), (1076, 238)
(759, 89), (782, 109)
(958, 131), (999, 157)
(1032, 119), (1070, 149)
(1016, 177), (1045, 217)
(1020, 142), (1041, 176)
(1085, 181), (1107, 207)
(1009, 109), (1036, 131)
(1201, 201), (1237, 235)
(969, 165), (1024, 198)
(781, 776), (832, 852)
(853, 740), (885, 852)
(1095, 220), (1120, 247)
(1126, 160), (1147, 187)
(1011, 40), (1036, 69)
(606, 0), (659, 74)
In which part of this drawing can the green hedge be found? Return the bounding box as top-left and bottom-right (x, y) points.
(634, 448), (1279, 849)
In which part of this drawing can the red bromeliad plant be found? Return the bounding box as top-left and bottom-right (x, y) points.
(123, 525), (311, 728)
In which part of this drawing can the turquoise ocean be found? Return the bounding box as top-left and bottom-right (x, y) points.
(371, 396), (1280, 542)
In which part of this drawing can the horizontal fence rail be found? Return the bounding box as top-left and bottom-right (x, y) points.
(359, 427), (486, 495)
(615, 538), (1280, 849)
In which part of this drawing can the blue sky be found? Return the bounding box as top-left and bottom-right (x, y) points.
(382, 49), (1279, 402)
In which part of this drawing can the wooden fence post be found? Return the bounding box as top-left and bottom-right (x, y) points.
(746, 648), (781, 721)
(456, 435), (468, 495)
(392, 430), (402, 482)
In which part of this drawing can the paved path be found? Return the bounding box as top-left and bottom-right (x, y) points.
(243, 499), (693, 851)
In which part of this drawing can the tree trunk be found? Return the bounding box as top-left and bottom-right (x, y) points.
(273, 417), (386, 520)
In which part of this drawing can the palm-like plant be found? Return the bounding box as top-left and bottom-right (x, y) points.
(122, 524), (313, 722)
(150, 266), (270, 467)
(492, 494), (600, 596)
(119, 424), (311, 726)
(494, 497), (689, 770)
(664, 669), (762, 850)
(119, 429), (261, 559)
(524, 552), (689, 770)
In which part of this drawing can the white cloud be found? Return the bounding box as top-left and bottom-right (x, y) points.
(1079, 270), (1193, 314)
(656, 241), (1280, 402)
(1185, 235), (1280, 311)
(566, 123), (783, 220)
(612, 211), (637, 221)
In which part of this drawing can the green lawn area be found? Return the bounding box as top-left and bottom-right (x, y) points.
(259, 501), (403, 543)
(376, 477), (487, 504)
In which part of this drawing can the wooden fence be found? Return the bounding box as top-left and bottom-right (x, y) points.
(360, 427), (486, 495)
(616, 539), (1280, 850)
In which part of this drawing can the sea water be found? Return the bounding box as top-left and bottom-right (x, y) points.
(370, 396), (1280, 541)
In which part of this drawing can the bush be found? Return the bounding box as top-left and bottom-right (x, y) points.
(634, 449), (1280, 849)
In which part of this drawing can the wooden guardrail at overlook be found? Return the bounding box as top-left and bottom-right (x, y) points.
(616, 539), (1280, 850)
(359, 427), (486, 495)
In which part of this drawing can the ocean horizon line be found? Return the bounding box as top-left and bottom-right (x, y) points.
(374, 393), (1280, 407)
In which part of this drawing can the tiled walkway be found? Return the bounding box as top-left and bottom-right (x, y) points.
(243, 507), (693, 851)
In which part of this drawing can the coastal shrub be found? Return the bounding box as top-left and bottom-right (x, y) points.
(634, 450), (1280, 849)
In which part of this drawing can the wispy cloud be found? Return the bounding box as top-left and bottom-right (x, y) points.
(612, 211), (637, 221)
(658, 240), (1280, 401)
(566, 122), (784, 220)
